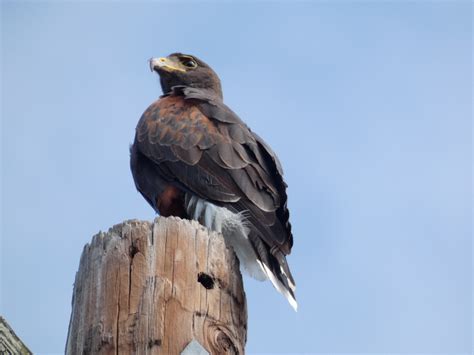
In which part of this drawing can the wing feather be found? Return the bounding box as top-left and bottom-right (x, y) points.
(133, 90), (293, 254)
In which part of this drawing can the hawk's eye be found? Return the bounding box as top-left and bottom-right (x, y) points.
(182, 59), (197, 68)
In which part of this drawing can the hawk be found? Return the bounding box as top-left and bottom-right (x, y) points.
(130, 53), (297, 310)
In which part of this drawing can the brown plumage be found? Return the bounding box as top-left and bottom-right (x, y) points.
(130, 53), (296, 308)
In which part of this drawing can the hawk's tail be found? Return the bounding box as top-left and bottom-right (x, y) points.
(249, 233), (297, 311)
(185, 194), (297, 311)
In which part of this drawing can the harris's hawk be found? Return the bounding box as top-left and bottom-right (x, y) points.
(130, 53), (296, 310)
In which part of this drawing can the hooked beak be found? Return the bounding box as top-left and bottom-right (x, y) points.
(149, 57), (186, 73)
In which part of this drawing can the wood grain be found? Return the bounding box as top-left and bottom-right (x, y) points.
(65, 217), (247, 355)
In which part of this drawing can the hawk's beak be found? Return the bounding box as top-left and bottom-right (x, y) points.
(149, 57), (186, 73)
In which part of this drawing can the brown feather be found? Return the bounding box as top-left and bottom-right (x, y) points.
(132, 90), (293, 255)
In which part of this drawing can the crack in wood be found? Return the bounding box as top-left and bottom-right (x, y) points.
(115, 270), (120, 355)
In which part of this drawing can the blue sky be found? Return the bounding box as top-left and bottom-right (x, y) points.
(1, 1), (472, 354)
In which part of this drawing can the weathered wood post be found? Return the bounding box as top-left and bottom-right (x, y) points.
(65, 217), (247, 354)
(0, 317), (32, 355)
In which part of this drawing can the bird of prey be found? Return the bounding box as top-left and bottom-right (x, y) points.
(130, 53), (297, 310)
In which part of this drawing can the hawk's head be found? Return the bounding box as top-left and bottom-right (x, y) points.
(149, 53), (223, 99)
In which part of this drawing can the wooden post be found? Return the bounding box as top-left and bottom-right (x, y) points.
(65, 217), (247, 355)
(0, 317), (32, 355)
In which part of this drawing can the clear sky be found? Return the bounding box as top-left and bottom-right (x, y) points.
(1, 1), (472, 354)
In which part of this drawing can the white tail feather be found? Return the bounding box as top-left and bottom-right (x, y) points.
(186, 195), (267, 281)
(258, 260), (298, 311)
(186, 195), (297, 310)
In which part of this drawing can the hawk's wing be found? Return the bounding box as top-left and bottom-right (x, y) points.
(134, 86), (293, 257)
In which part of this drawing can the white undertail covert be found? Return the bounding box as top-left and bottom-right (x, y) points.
(185, 194), (298, 311)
